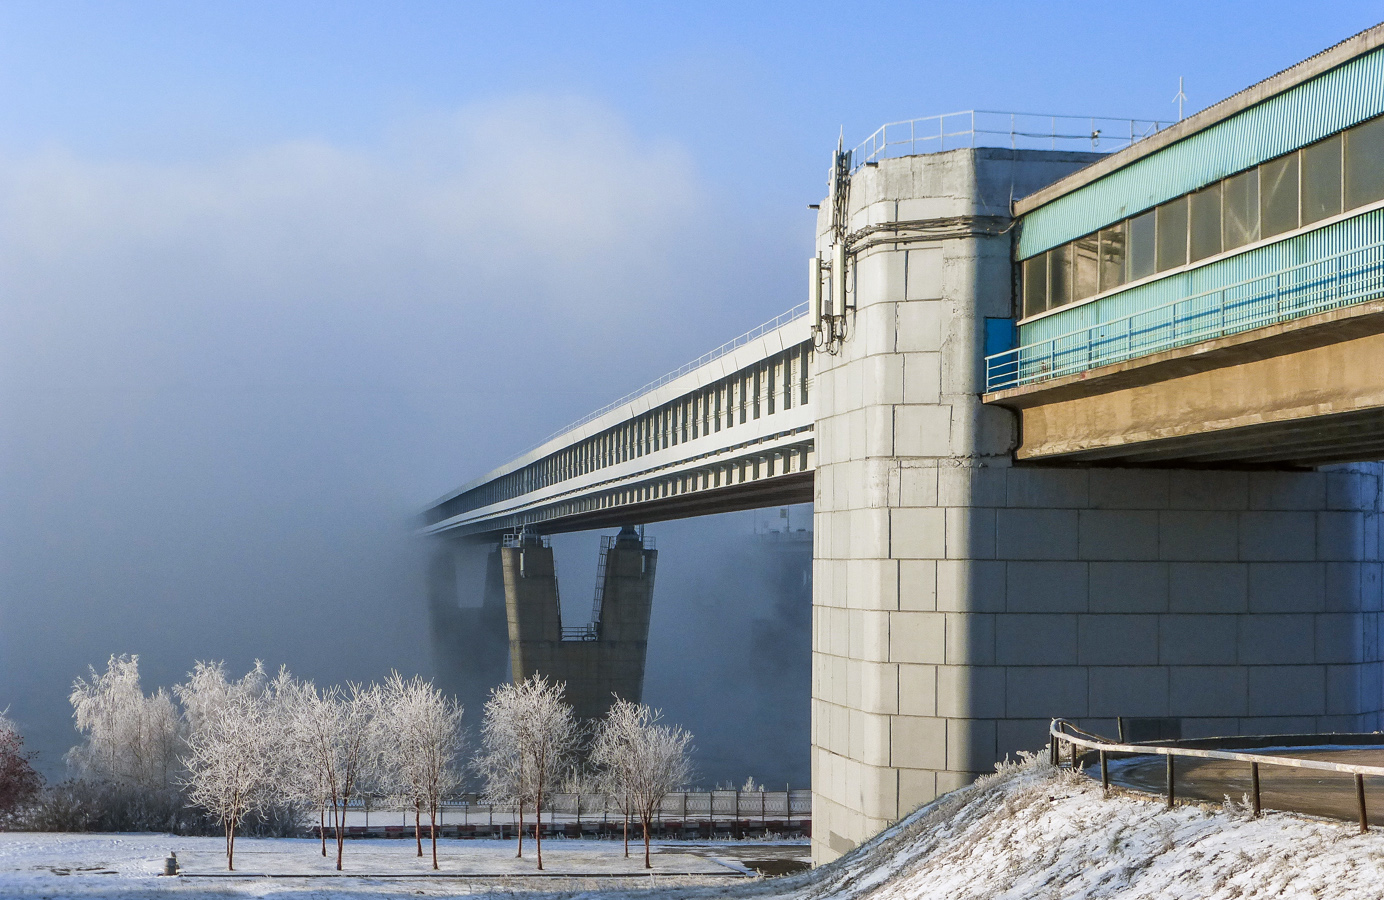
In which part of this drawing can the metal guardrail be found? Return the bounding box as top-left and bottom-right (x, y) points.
(1050, 719), (1384, 833)
(328, 789), (812, 829)
(852, 110), (1168, 170)
(987, 240), (1384, 392)
(513, 303), (809, 460)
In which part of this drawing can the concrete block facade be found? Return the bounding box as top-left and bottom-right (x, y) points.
(809, 148), (1384, 863)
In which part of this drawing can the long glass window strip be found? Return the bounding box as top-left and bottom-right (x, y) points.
(989, 236), (1384, 391)
(1019, 113), (1384, 320)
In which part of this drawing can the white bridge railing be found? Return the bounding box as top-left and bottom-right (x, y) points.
(515, 303), (810, 459)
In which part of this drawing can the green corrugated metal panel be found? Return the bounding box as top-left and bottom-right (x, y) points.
(1018, 208), (1384, 345)
(1017, 46), (1384, 260)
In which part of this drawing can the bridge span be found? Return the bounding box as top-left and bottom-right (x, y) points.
(425, 23), (1384, 869)
(422, 306), (814, 539)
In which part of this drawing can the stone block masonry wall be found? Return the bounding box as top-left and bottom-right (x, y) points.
(808, 148), (1384, 864)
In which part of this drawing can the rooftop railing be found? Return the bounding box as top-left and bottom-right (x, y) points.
(852, 110), (1169, 170)
(985, 239), (1384, 393)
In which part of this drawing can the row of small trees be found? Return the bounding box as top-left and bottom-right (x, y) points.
(60, 655), (693, 871)
(66, 657), (463, 871)
(474, 678), (693, 870)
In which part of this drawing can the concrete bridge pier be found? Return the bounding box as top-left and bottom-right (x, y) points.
(809, 148), (1384, 864)
(499, 526), (657, 720)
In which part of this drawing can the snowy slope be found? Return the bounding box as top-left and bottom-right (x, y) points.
(713, 752), (1384, 900)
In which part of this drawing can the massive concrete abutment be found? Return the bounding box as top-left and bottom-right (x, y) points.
(499, 527), (657, 720)
(809, 148), (1384, 862)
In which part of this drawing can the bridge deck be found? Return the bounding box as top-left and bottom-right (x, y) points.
(423, 308), (816, 536)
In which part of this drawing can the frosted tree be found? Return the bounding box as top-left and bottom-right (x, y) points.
(475, 676), (579, 869)
(67, 655), (182, 793)
(0, 714), (42, 824)
(288, 682), (378, 871)
(590, 699), (640, 857)
(474, 697), (529, 858)
(591, 699), (692, 869)
(176, 662), (278, 870)
(265, 673), (334, 856)
(376, 672), (464, 869)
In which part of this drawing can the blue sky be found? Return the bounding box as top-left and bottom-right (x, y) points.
(5, 2), (1382, 194)
(1, 2), (1380, 778)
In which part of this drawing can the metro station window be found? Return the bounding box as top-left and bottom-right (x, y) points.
(1346, 116), (1384, 209)
(1260, 154), (1300, 238)
(1156, 196), (1189, 272)
(1301, 134), (1343, 225)
(1017, 112), (1384, 322)
(1098, 222), (1126, 292)
(1128, 210), (1156, 281)
(1188, 183), (1222, 262)
(1222, 168), (1260, 250)
(1023, 254), (1048, 317)
(1073, 234), (1099, 300)
(1048, 243), (1073, 309)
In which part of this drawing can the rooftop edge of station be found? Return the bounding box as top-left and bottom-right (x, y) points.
(1013, 23), (1384, 217)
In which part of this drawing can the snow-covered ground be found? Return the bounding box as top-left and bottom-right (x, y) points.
(6, 753), (1384, 898)
(0, 832), (790, 897)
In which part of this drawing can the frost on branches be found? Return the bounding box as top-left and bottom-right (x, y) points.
(175, 661), (290, 870)
(67, 655), (182, 795)
(374, 672), (464, 870)
(474, 675), (579, 870)
(287, 681), (377, 872)
(591, 698), (693, 869)
(0, 714), (42, 826)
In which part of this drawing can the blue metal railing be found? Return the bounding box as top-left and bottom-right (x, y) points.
(985, 240), (1384, 392)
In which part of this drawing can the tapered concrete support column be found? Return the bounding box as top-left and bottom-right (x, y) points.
(427, 539), (512, 717)
(500, 533), (563, 680)
(499, 527), (657, 721)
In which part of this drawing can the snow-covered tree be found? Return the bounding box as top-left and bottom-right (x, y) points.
(0, 714), (42, 825)
(474, 676), (579, 869)
(591, 699), (692, 869)
(67, 655), (182, 793)
(288, 682), (378, 871)
(375, 672), (464, 870)
(261, 673), (334, 855)
(590, 700), (639, 857)
(473, 693), (528, 857)
(176, 662), (279, 870)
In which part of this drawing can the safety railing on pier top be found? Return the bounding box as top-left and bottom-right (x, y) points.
(851, 110), (1169, 170)
(1050, 719), (1384, 833)
(986, 240), (1384, 392)
(511, 302), (810, 461)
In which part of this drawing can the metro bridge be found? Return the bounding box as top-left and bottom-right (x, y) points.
(422, 306), (815, 540)
(424, 23), (1384, 866)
